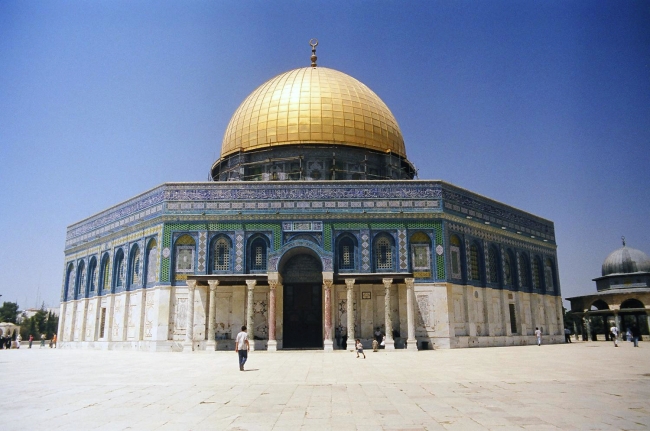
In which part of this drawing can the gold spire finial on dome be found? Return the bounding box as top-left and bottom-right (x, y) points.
(310, 38), (318, 67)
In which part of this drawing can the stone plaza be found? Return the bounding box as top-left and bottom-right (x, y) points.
(4, 341), (650, 430)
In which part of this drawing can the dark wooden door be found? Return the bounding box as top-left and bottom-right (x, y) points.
(283, 284), (322, 348)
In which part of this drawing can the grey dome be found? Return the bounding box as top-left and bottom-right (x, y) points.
(602, 244), (650, 276)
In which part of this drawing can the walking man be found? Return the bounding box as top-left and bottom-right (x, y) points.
(535, 327), (542, 346)
(610, 324), (619, 347)
(235, 325), (250, 371)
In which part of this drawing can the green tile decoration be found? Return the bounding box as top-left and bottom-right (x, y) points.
(323, 224), (332, 252)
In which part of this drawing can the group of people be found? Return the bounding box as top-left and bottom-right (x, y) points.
(0, 333), (57, 349)
(610, 324), (641, 347)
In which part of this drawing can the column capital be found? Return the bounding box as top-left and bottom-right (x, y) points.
(186, 280), (198, 290)
(323, 279), (334, 290)
(268, 279), (279, 290)
(382, 278), (393, 289)
(246, 279), (257, 290)
(405, 278), (415, 289)
(207, 280), (219, 291)
(345, 278), (355, 290)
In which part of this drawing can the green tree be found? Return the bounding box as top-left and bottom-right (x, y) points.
(0, 302), (20, 323)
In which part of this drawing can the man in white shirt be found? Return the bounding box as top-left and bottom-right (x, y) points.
(610, 325), (619, 347)
(535, 327), (542, 346)
(235, 325), (250, 371)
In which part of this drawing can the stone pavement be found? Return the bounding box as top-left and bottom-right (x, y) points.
(2, 341), (650, 430)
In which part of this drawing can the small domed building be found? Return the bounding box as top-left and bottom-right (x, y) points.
(57, 43), (563, 351)
(568, 238), (650, 340)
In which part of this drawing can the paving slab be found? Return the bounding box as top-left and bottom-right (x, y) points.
(2, 341), (650, 430)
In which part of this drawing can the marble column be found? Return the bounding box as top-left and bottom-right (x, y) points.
(383, 278), (395, 350)
(246, 280), (256, 351)
(405, 278), (418, 350)
(267, 279), (278, 352)
(206, 280), (219, 351)
(345, 278), (355, 351)
(182, 280), (197, 352)
(323, 279), (334, 352)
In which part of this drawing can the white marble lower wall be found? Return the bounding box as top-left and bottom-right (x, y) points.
(58, 282), (564, 350)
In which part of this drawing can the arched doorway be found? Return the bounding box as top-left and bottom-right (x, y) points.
(281, 252), (323, 348)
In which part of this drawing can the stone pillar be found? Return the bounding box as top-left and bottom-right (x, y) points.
(182, 280), (197, 352)
(323, 278), (334, 352)
(79, 299), (88, 342)
(267, 279), (278, 352)
(68, 301), (77, 342)
(246, 280), (256, 351)
(206, 280), (219, 351)
(58, 302), (67, 344)
(614, 311), (620, 333)
(383, 278), (395, 350)
(405, 278), (418, 350)
(345, 278), (355, 351)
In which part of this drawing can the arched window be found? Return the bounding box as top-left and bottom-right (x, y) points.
(519, 253), (530, 290)
(621, 298), (644, 309)
(449, 235), (463, 280)
(488, 246), (499, 284)
(410, 232), (431, 274)
(504, 250), (515, 286)
(88, 257), (97, 293)
(211, 236), (232, 272)
(248, 236), (268, 272)
(532, 257), (542, 290)
(100, 254), (111, 293)
(374, 234), (395, 272)
(175, 235), (196, 274)
(145, 239), (158, 285)
(114, 249), (125, 289)
(544, 258), (555, 292)
(337, 235), (356, 271)
(469, 242), (481, 281)
(129, 244), (141, 288)
(76, 260), (86, 298)
(64, 263), (74, 301)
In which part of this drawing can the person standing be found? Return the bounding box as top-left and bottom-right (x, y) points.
(355, 339), (365, 359)
(235, 325), (250, 371)
(28, 335), (33, 349)
(16, 334), (21, 349)
(610, 325), (619, 347)
(40, 334), (45, 348)
(631, 325), (641, 347)
(564, 328), (572, 343)
(535, 327), (542, 346)
(52, 334), (57, 348)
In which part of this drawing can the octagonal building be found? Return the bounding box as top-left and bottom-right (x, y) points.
(58, 46), (563, 351)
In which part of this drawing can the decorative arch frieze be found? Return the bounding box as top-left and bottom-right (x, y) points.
(268, 239), (333, 272)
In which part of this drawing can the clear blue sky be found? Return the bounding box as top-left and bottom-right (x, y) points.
(1, 1), (648, 310)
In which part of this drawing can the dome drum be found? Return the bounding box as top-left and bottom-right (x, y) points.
(211, 144), (415, 181)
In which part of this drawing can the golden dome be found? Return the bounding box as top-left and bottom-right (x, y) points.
(220, 67), (406, 159)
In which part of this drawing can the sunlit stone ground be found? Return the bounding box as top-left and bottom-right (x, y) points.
(3, 340), (649, 430)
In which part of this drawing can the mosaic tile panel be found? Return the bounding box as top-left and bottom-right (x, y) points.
(235, 230), (244, 273)
(360, 229), (370, 272)
(398, 229), (408, 270)
(323, 224), (332, 252)
(198, 231), (207, 273)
